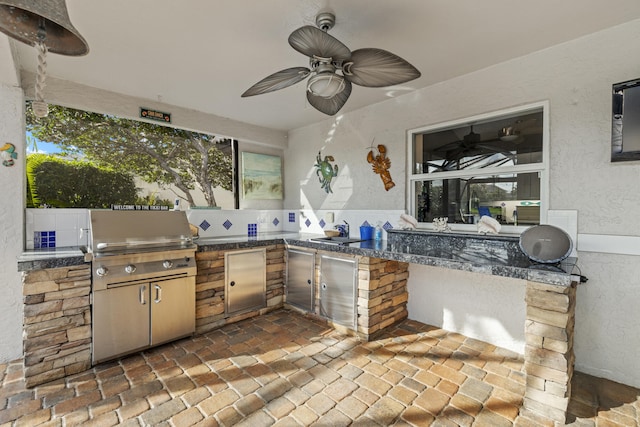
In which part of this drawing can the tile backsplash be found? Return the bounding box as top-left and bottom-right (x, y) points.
(297, 209), (406, 239)
(26, 208), (89, 250)
(24, 208), (409, 249)
(33, 231), (56, 248)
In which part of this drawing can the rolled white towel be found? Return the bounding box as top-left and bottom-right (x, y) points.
(399, 213), (418, 229)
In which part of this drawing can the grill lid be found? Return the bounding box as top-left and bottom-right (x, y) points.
(89, 210), (194, 254)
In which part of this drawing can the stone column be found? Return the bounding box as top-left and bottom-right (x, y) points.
(356, 257), (409, 340)
(22, 265), (92, 388)
(522, 280), (577, 423)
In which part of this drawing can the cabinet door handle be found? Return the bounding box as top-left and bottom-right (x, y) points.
(139, 285), (147, 305)
(307, 279), (312, 285)
(230, 281), (236, 287)
(154, 284), (162, 303)
(321, 283), (327, 290)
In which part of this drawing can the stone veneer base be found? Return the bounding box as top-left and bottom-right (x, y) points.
(522, 280), (577, 423)
(22, 265), (92, 388)
(194, 243), (286, 334)
(355, 256), (409, 340)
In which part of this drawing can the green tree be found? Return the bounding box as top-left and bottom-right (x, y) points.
(26, 153), (137, 208)
(26, 104), (233, 207)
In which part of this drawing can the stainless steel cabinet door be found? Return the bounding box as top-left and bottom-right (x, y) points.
(286, 249), (315, 312)
(319, 255), (357, 329)
(225, 249), (266, 315)
(151, 276), (195, 345)
(93, 284), (150, 364)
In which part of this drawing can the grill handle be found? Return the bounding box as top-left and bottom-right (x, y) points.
(139, 285), (147, 305)
(95, 238), (192, 251)
(154, 284), (162, 303)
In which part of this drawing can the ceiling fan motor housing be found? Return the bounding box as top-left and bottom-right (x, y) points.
(315, 12), (335, 31)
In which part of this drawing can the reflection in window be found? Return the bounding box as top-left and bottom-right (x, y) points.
(408, 104), (545, 227)
(414, 173), (540, 225)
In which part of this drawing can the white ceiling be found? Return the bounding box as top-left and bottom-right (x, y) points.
(8, 0), (640, 131)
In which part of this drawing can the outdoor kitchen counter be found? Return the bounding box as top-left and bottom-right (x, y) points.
(17, 231), (578, 286)
(196, 230), (578, 287)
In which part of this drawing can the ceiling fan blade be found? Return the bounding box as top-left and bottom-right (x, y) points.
(343, 48), (421, 87)
(241, 67), (311, 97)
(306, 80), (352, 115)
(288, 26), (351, 62)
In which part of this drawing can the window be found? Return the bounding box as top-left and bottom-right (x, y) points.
(26, 103), (237, 209)
(407, 102), (548, 231)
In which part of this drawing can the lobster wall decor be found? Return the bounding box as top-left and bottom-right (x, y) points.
(367, 144), (395, 191)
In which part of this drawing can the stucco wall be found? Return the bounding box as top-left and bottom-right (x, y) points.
(0, 83), (25, 362)
(285, 20), (640, 387)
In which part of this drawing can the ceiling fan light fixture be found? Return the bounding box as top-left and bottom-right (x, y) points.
(307, 72), (345, 99)
(499, 126), (520, 142)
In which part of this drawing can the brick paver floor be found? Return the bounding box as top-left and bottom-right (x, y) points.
(0, 309), (638, 426)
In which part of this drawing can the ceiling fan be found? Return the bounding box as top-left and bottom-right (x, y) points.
(241, 12), (421, 116)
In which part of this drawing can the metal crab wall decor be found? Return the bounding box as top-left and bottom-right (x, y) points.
(314, 151), (338, 193)
(367, 144), (395, 191)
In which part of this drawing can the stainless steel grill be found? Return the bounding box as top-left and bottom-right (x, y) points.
(88, 210), (197, 364)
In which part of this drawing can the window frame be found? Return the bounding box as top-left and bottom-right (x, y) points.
(405, 101), (550, 233)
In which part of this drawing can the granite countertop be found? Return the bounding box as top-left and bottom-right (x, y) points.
(18, 231), (579, 286)
(17, 246), (90, 272)
(283, 233), (578, 287)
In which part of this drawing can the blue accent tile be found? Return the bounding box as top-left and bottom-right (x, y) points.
(383, 221), (393, 230)
(305, 218), (311, 228)
(319, 219), (326, 228)
(289, 212), (296, 222)
(272, 217), (280, 226)
(248, 223), (258, 236)
(361, 220), (371, 227)
(222, 220), (232, 230)
(33, 231), (57, 248)
(200, 220), (211, 231)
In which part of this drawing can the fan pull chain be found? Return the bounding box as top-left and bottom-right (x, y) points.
(32, 41), (49, 118)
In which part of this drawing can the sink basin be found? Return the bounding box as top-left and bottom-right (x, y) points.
(308, 236), (365, 245)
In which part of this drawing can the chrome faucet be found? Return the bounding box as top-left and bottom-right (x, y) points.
(334, 220), (350, 237)
(342, 220), (350, 237)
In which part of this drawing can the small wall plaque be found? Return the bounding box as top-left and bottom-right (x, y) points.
(140, 108), (171, 123)
(111, 205), (169, 211)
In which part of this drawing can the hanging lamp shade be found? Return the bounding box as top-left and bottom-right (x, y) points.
(0, 0), (88, 55)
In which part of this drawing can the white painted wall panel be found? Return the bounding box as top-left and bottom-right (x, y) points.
(407, 264), (526, 354)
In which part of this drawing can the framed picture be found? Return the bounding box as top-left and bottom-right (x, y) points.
(612, 78), (640, 162)
(241, 152), (283, 199)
